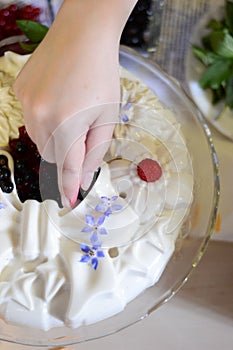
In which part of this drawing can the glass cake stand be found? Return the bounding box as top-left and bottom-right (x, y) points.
(0, 46), (220, 347)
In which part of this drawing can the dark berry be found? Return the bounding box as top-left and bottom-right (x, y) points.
(0, 168), (11, 180)
(15, 175), (24, 185)
(9, 4), (18, 13)
(0, 181), (14, 193)
(0, 155), (8, 167)
(29, 181), (39, 192)
(29, 193), (41, 201)
(28, 142), (37, 152)
(19, 194), (27, 203)
(33, 8), (41, 15)
(9, 139), (18, 152)
(121, 0), (153, 48)
(14, 159), (26, 171)
(0, 18), (6, 27)
(18, 126), (28, 140)
(2, 9), (10, 17)
(22, 170), (34, 182)
(24, 5), (33, 13)
(9, 126), (62, 205)
(15, 141), (27, 154)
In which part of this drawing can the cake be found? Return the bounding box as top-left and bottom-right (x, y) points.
(0, 52), (193, 330)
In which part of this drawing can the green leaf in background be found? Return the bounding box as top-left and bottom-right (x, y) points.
(207, 18), (224, 31)
(208, 29), (233, 58)
(19, 41), (39, 53)
(192, 45), (220, 66)
(226, 0), (233, 36)
(199, 58), (233, 89)
(226, 74), (233, 108)
(212, 85), (226, 105)
(193, 0), (233, 112)
(16, 20), (49, 43)
(202, 34), (213, 50)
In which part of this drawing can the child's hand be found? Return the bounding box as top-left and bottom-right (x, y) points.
(13, 0), (129, 207)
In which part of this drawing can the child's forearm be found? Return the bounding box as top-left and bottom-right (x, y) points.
(61, 0), (138, 42)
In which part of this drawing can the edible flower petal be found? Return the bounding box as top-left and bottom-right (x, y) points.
(80, 243), (105, 270)
(81, 214), (107, 242)
(119, 101), (133, 123)
(0, 202), (6, 209)
(95, 196), (122, 216)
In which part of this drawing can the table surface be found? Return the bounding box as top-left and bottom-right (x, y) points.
(1, 0), (233, 349)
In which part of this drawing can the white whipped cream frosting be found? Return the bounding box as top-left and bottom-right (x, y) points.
(0, 52), (193, 330)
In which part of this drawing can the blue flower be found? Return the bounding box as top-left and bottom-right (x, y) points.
(80, 243), (105, 270)
(95, 196), (122, 217)
(81, 214), (107, 244)
(0, 202), (6, 209)
(120, 101), (132, 123)
(122, 114), (129, 123)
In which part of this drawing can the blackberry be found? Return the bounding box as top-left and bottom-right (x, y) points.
(0, 168), (11, 180)
(9, 127), (61, 206)
(15, 175), (24, 185)
(120, 0), (154, 48)
(0, 181), (14, 193)
(9, 126), (98, 206)
(14, 159), (26, 171)
(0, 155), (8, 167)
(15, 141), (27, 154)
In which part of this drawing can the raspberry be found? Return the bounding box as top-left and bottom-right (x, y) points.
(0, 3), (42, 41)
(137, 158), (162, 182)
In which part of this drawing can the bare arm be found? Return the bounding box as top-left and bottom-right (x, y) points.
(14, 0), (138, 207)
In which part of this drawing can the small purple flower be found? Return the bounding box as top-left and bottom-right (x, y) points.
(122, 114), (129, 123)
(80, 243), (105, 270)
(120, 101), (132, 123)
(123, 101), (132, 110)
(81, 214), (107, 244)
(0, 202), (6, 209)
(95, 196), (122, 217)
